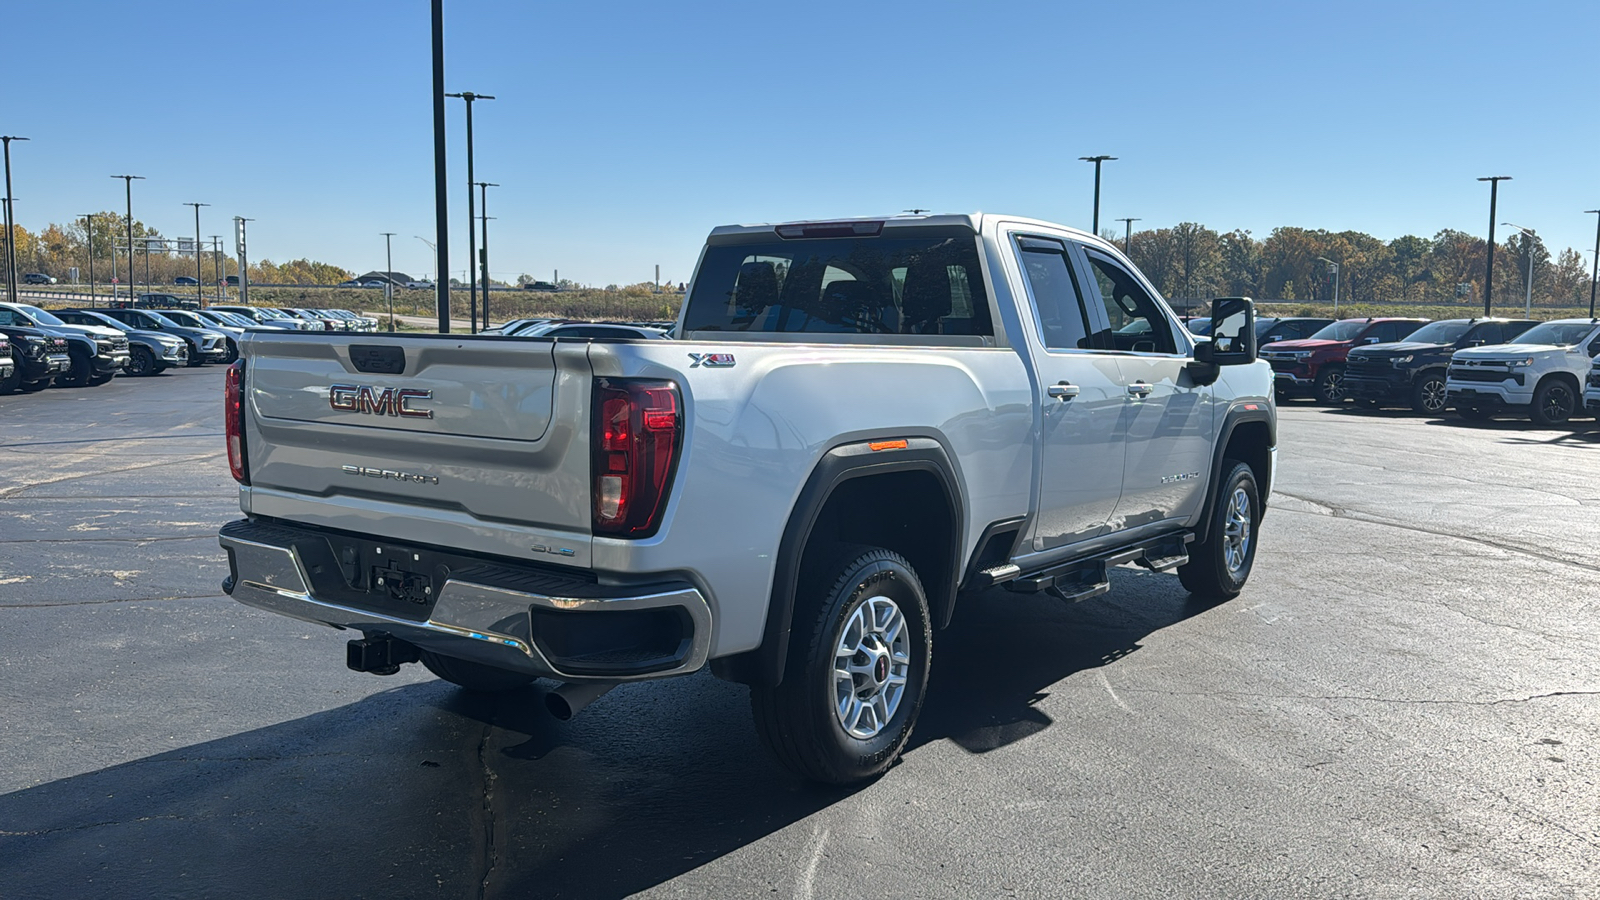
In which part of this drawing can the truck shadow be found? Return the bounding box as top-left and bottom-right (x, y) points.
(0, 570), (1209, 899)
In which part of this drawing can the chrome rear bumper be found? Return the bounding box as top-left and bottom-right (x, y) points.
(220, 520), (711, 682)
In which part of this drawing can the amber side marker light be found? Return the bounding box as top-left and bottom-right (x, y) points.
(869, 439), (909, 452)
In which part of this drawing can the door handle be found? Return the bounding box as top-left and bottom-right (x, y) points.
(1126, 381), (1153, 397)
(1047, 382), (1080, 401)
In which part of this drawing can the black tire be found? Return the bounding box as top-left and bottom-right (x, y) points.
(60, 352), (92, 387)
(125, 346), (155, 377)
(1313, 366), (1347, 405)
(1178, 461), (1261, 602)
(750, 543), (931, 785)
(1456, 404), (1491, 421)
(186, 342), (205, 367)
(0, 366), (19, 394)
(1410, 372), (1449, 415)
(19, 377), (52, 392)
(88, 372), (115, 386)
(419, 649), (535, 693)
(1530, 378), (1576, 427)
(221, 339), (239, 364)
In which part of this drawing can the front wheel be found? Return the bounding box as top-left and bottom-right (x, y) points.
(186, 342), (205, 367)
(1411, 373), (1449, 415)
(221, 339), (239, 364)
(1530, 379), (1576, 427)
(751, 544), (931, 784)
(125, 346), (155, 377)
(1178, 461), (1261, 601)
(60, 353), (92, 387)
(1313, 366), (1346, 405)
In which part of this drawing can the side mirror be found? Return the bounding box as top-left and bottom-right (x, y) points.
(1205, 297), (1257, 366)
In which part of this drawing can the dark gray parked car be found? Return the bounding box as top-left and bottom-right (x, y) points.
(87, 307), (228, 366)
(56, 309), (189, 375)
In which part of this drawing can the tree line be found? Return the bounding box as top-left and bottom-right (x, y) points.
(0, 211), (353, 287)
(1108, 222), (1594, 309)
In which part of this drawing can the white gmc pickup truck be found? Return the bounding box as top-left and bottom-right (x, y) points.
(218, 214), (1276, 783)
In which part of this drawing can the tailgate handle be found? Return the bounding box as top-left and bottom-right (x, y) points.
(350, 345), (406, 375)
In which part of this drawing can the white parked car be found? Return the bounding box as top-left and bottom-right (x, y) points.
(1447, 317), (1600, 425)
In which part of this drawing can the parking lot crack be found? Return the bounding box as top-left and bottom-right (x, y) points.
(475, 723), (500, 900)
(0, 452), (225, 500)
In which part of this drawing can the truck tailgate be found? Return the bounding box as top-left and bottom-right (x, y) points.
(240, 333), (594, 562)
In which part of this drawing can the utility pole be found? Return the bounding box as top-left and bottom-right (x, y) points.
(2, 136), (29, 304)
(1116, 217), (1139, 255)
(210, 236), (223, 301)
(81, 214), (97, 300)
(447, 91), (494, 333)
(430, 0), (451, 333)
(1586, 209), (1600, 318)
(111, 175), (144, 301)
(381, 232), (396, 331)
(475, 181), (497, 331)
(1317, 256), (1341, 315)
(1477, 176), (1511, 317)
(183, 203), (209, 307)
(1078, 155), (1115, 234)
(234, 217), (253, 305)
(1501, 222), (1536, 316)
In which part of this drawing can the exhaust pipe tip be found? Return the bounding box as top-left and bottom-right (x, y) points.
(545, 681), (618, 721)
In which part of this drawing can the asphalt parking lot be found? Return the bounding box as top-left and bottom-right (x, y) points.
(2, 371), (1597, 899)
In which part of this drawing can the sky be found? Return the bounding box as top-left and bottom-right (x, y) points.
(3, 0), (1599, 287)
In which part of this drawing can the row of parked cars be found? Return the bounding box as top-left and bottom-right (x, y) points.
(0, 298), (377, 395)
(1187, 314), (1600, 426)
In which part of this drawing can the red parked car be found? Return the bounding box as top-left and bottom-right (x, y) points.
(1260, 317), (1428, 404)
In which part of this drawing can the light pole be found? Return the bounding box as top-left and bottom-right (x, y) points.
(446, 91), (494, 333)
(81, 214), (97, 299)
(2, 135), (29, 304)
(1317, 256), (1341, 315)
(209, 236), (223, 302)
(475, 181), (497, 331)
(381, 232), (396, 330)
(1078, 155), (1116, 234)
(430, 0), (451, 333)
(111, 175), (144, 301)
(415, 236), (437, 281)
(1477, 176), (1511, 317)
(183, 203), (209, 307)
(1585, 210), (1600, 319)
(1501, 222), (1536, 316)
(234, 217), (254, 305)
(1116, 217), (1139, 255)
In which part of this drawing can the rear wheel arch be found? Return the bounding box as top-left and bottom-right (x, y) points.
(714, 438), (964, 688)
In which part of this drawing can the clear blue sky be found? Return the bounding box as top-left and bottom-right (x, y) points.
(4, 0), (1598, 286)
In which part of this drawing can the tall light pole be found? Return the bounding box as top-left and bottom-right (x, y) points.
(430, 0), (451, 333)
(475, 181), (497, 331)
(1478, 176), (1511, 317)
(1501, 222), (1536, 316)
(1078, 155), (1116, 234)
(1317, 256), (1341, 315)
(381, 232), (396, 330)
(415, 236), (437, 281)
(81, 214), (97, 299)
(183, 203), (209, 307)
(447, 91), (494, 333)
(1585, 209), (1600, 319)
(234, 217), (253, 305)
(1116, 217), (1139, 255)
(2, 136), (29, 304)
(209, 236), (223, 301)
(111, 175), (144, 301)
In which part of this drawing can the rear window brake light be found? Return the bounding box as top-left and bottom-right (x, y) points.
(775, 220), (883, 239)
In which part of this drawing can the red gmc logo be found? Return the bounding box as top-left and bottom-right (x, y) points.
(329, 384), (434, 419)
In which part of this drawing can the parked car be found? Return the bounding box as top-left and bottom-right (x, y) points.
(510, 321), (671, 340)
(156, 308), (244, 362)
(319, 309), (377, 332)
(338, 280), (363, 288)
(405, 280), (435, 290)
(22, 273), (56, 285)
(196, 308), (296, 333)
(0, 326), (70, 393)
(174, 276), (200, 286)
(1585, 357), (1600, 418)
(1260, 317), (1429, 404)
(210, 305), (316, 331)
(481, 317), (559, 335)
(218, 212), (1276, 785)
(1255, 317), (1336, 345)
(87, 307), (229, 366)
(521, 281), (560, 292)
(134, 292), (200, 310)
(1447, 318), (1600, 425)
(1344, 318), (1537, 414)
(55, 309), (189, 375)
(284, 308), (341, 331)
(0, 334), (11, 387)
(0, 302), (130, 387)
(360, 280), (387, 289)
(1185, 316), (1212, 336)
(225, 276), (240, 287)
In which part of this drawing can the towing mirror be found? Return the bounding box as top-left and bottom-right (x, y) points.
(1202, 297), (1257, 365)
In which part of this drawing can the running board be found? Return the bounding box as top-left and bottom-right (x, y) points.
(1005, 532), (1194, 597)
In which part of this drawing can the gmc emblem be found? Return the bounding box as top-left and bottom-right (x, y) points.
(329, 384), (434, 419)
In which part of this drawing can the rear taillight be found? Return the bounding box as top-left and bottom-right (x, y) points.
(225, 360), (249, 484)
(592, 378), (681, 537)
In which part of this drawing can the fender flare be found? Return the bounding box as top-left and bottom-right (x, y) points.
(1192, 403), (1275, 544)
(725, 437), (963, 688)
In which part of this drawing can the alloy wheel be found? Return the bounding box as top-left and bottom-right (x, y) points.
(1420, 378), (1447, 412)
(1222, 487), (1252, 576)
(833, 595), (911, 740)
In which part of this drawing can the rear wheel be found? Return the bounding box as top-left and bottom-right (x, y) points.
(751, 544), (931, 784)
(420, 650), (536, 693)
(1411, 373), (1449, 415)
(1530, 379), (1576, 426)
(125, 346), (155, 377)
(1313, 366), (1347, 405)
(1178, 461), (1261, 601)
